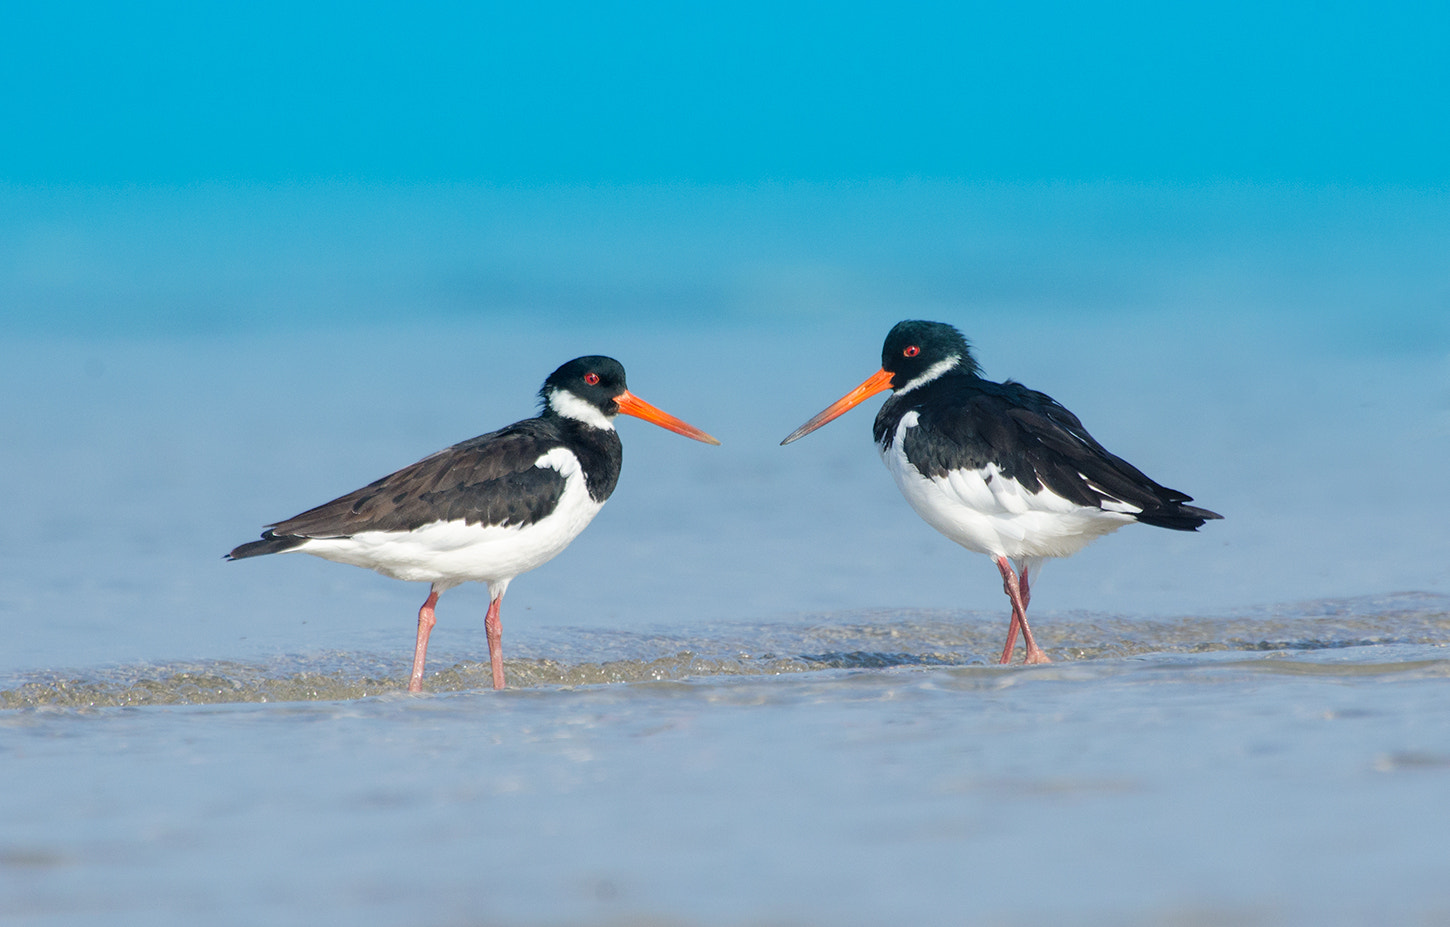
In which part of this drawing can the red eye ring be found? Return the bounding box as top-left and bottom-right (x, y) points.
(584, 372), (600, 386)
(903, 345), (920, 358)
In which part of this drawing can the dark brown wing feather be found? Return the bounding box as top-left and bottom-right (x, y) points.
(251, 420), (574, 550)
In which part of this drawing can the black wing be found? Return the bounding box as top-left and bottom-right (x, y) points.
(228, 420), (571, 559)
(904, 377), (1221, 530)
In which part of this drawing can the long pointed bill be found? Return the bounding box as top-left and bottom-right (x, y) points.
(614, 391), (721, 445)
(780, 367), (895, 446)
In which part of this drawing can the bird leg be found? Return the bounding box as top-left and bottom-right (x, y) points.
(995, 557), (1022, 663)
(484, 594), (506, 690)
(1016, 563), (1049, 664)
(409, 587), (441, 692)
(997, 562), (1028, 660)
(994, 557), (1051, 665)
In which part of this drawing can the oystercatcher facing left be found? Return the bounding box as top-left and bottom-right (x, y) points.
(781, 320), (1220, 665)
(228, 356), (719, 692)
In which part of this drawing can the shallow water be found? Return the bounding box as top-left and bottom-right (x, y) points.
(3, 182), (1449, 925)
(4, 593), (1448, 708)
(4, 596), (1450, 927)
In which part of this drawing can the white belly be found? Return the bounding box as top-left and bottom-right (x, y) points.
(290, 446), (605, 587)
(882, 414), (1134, 561)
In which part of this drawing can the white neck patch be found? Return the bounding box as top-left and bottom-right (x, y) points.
(547, 388), (616, 431)
(896, 356), (960, 395)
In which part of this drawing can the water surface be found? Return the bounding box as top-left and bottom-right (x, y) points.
(3, 182), (1449, 925)
(4, 596), (1450, 926)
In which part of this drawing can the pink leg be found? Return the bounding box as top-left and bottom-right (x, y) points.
(409, 588), (440, 692)
(485, 594), (506, 690)
(1015, 562), (1050, 663)
(994, 557), (1051, 665)
(1018, 616), (1050, 665)
(996, 557), (1023, 664)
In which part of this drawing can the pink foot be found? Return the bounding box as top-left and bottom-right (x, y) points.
(994, 557), (1051, 665)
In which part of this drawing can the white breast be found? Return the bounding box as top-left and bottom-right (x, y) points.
(881, 412), (1135, 561)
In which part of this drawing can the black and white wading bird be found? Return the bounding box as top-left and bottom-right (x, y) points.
(228, 356), (719, 691)
(781, 320), (1220, 665)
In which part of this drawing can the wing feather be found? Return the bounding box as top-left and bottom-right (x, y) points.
(902, 377), (1219, 529)
(267, 421), (568, 538)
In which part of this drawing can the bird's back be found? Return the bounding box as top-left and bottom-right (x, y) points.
(875, 373), (1220, 546)
(228, 416), (624, 559)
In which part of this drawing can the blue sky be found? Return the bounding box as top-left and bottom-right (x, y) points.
(3, 0), (1448, 185)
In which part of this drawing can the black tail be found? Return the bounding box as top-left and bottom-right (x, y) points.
(1135, 504), (1223, 532)
(226, 530), (307, 560)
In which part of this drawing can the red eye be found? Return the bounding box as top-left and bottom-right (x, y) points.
(584, 372), (600, 386)
(903, 345), (920, 358)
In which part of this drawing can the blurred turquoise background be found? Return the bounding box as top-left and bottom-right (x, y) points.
(4, 0), (1447, 187)
(2, 0), (1447, 676)
(5, 6), (1450, 927)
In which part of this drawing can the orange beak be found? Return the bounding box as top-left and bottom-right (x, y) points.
(779, 367), (895, 445)
(613, 390), (721, 445)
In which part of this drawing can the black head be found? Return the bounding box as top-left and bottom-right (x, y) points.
(540, 355), (629, 418)
(779, 320), (979, 445)
(881, 320), (979, 390)
(540, 355), (720, 444)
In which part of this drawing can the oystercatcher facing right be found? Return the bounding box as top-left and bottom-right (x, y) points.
(781, 320), (1221, 665)
(229, 356), (719, 691)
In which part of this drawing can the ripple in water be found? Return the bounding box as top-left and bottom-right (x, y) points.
(3, 593), (1446, 709)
